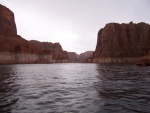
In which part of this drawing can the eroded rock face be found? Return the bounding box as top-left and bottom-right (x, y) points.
(68, 52), (79, 62)
(0, 4), (69, 64)
(0, 4), (17, 36)
(88, 22), (150, 63)
(30, 40), (69, 62)
(0, 35), (44, 63)
(136, 56), (150, 66)
(136, 51), (150, 66)
(67, 51), (94, 63)
(79, 51), (93, 62)
(0, 35), (56, 64)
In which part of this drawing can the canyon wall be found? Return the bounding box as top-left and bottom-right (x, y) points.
(79, 51), (93, 62)
(30, 40), (69, 63)
(0, 35), (58, 64)
(86, 22), (150, 63)
(68, 52), (79, 63)
(0, 4), (17, 36)
(0, 4), (69, 64)
(68, 51), (93, 63)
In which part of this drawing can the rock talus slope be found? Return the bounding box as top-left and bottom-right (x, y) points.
(136, 50), (150, 66)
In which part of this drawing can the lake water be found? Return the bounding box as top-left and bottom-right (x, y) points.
(0, 64), (150, 113)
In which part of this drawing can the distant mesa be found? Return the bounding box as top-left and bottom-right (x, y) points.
(68, 52), (79, 63)
(85, 22), (150, 65)
(0, 4), (69, 64)
(79, 51), (93, 62)
(68, 51), (93, 63)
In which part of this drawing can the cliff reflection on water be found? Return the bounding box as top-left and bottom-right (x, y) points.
(0, 64), (150, 113)
(0, 65), (19, 113)
(95, 64), (150, 113)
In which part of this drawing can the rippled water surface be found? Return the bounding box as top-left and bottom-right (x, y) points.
(0, 64), (150, 113)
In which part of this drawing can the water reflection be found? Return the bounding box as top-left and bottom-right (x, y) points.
(0, 64), (150, 113)
(95, 64), (150, 113)
(0, 65), (19, 113)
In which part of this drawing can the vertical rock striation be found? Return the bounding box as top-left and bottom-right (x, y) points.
(0, 4), (17, 36)
(86, 22), (150, 63)
(30, 40), (69, 63)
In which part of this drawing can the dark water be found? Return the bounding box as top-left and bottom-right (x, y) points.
(0, 64), (150, 113)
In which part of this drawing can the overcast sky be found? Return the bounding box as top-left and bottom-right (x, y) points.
(1, 0), (150, 54)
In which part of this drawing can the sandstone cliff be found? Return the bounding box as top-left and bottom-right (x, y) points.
(0, 4), (69, 64)
(79, 51), (93, 62)
(67, 52), (79, 63)
(86, 22), (150, 63)
(67, 51), (93, 63)
(0, 35), (45, 64)
(0, 4), (17, 36)
(30, 40), (69, 63)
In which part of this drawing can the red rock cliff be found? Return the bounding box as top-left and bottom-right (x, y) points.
(0, 4), (69, 64)
(67, 51), (93, 63)
(68, 52), (79, 62)
(87, 22), (150, 63)
(30, 40), (69, 62)
(0, 4), (17, 36)
(79, 51), (93, 62)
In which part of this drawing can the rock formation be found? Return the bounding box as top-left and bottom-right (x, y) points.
(136, 50), (150, 66)
(0, 4), (17, 36)
(30, 40), (69, 63)
(0, 4), (69, 64)
(79, 51), (93, 62)
(136, 56), (150, 66)
(86, 22), (150, 63)
(67, 52), (79, 63)
(67, 51), (93, 63)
